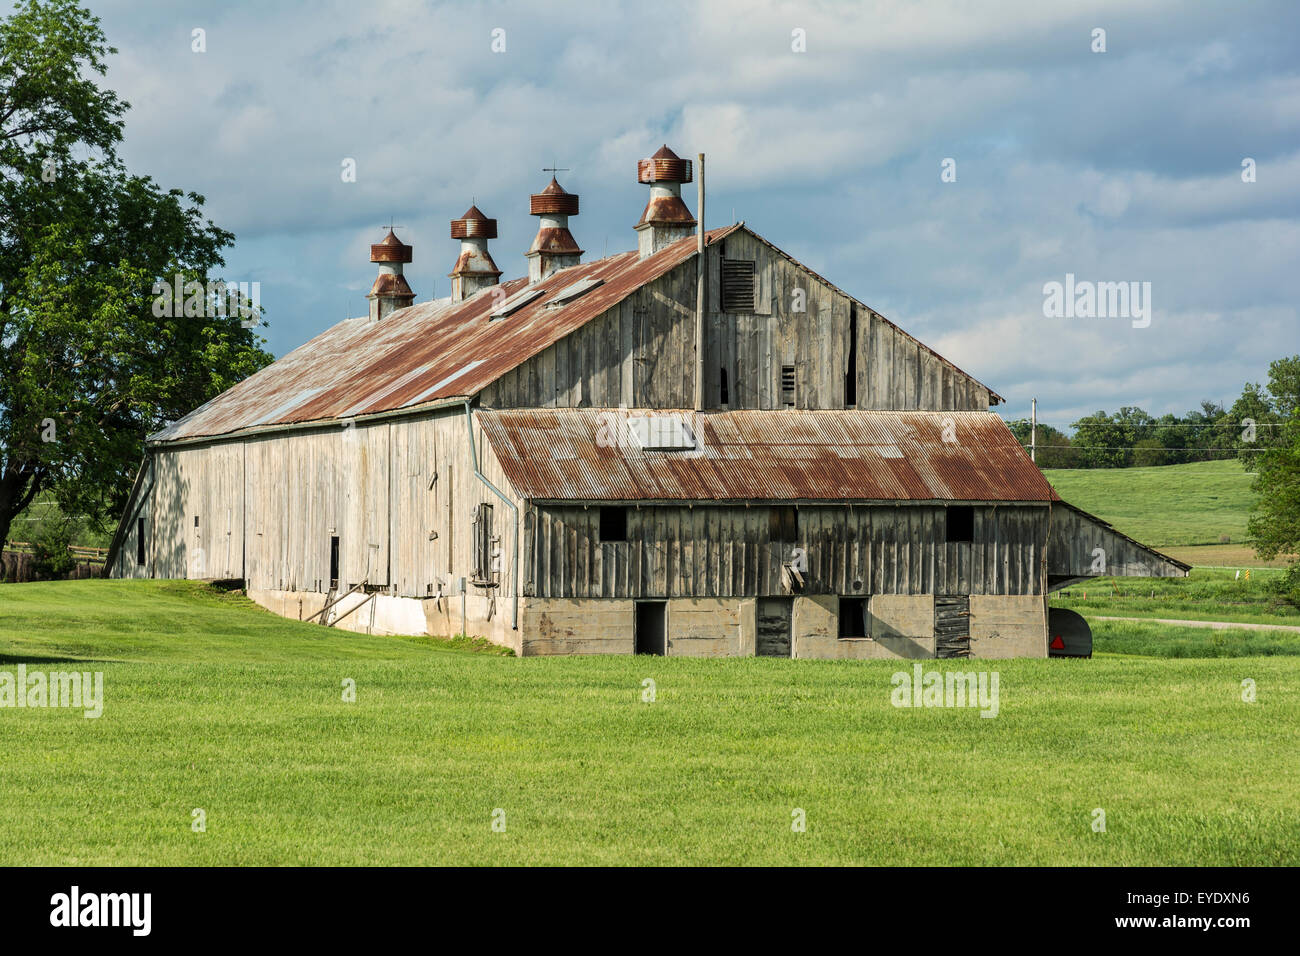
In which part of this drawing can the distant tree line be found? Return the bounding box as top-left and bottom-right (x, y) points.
(1004, 367), (1293, 470)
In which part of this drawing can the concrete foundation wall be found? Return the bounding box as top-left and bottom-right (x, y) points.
(969, 594), (1046, 658)
(666, 598), (747, 657)
(794, 593), (937, 660)
(520, 598), (635, 656)
(245, 589), (1047, 660)
(249, 586), (521, 654)
(791, 594), (835, 659)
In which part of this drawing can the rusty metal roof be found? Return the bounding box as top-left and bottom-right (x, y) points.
(477, 408), (1059, 502)
(150, 223), (1003, 445)
(150, 225), (742, 443)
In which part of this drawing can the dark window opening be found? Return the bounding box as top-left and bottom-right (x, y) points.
(845, 308), (858, 407)
(472, 503), (494, 582)
(839, 597), (869, 638)
(770, 506), (798, 543)
(780, 365), (796, 407)
(194, 515), (200, 528)
(721, 259), (756, 312)
(329, 536), (340, 589)
(635, 601), (667, 655)
(946, 506), (974, 543)
(599, 506), (627, 542)
(719, 367), (730, 406)
(136, 518), (146, 565)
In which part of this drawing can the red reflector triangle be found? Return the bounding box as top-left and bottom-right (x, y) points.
(1050, 635), (1065, 650)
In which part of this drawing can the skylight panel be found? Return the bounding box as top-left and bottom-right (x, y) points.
(628, 415), (697, 451)
(490, 287), (545, 319)
(546, 277), (604, 307)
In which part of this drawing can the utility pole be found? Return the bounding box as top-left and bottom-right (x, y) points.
(694, 153), (706, 412)
(1031, 397), (1037, 464)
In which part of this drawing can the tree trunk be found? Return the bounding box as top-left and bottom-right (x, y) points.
(0, 464), (40, 582)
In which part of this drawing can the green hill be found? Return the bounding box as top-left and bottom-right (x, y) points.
(1042, 459), (1256, 549)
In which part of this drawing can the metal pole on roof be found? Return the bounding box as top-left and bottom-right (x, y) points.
(694, 153), (706, 412)
(1031, 397), (1037, 463)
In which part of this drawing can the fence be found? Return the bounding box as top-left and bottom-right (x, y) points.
(0, 542), (108, 583)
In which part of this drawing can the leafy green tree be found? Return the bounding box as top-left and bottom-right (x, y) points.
(1131, 437), (1168, 467)
(0, 0), (272, 573)
(1005, 419), (1075, 468)
(1070, 411), (1134, 468)
(1146, 413), (1189, 464)
(1231, 382), (1277, 470)
(1246, 356), (1300, 565)
(29, 513), (74, 578)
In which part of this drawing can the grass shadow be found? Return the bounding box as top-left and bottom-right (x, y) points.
(0, 653), (128, 665)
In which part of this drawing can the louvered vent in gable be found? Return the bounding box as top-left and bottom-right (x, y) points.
(780, 364), (796, 407)
(721, 259), (756, 312)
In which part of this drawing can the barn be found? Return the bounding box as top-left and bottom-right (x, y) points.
(106, 145), (1188, 657)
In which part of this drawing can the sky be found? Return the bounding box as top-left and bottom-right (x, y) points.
(76, 0), (1300, 429)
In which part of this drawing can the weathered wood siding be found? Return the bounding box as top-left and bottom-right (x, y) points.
(708, 230), (991, 411)
(151, 442), (245, 580)
(132, 407), (523, 603)
(111, 458), (156, 580)
(479, 266), (697, 409)
(479, 232), (992, 412)
(526, 503), (1047, 599)
(1047, 505), (1185, 578)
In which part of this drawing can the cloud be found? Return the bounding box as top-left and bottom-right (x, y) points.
(80, 0), (1300, 424)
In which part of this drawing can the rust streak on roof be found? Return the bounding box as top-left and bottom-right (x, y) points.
(150, 225), (742, 443)
(477, 408), (1058, 502)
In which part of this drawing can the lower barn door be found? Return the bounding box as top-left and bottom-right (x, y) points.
(934, 595), (971, 658)
(756, 597), (793, 658)
(635, 601), (667, 656)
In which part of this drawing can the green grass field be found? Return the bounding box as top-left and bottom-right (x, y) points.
(2, 580), (1297, 865)
(1051, 567), (1300, 628)
(1043, 459), (1257, 549)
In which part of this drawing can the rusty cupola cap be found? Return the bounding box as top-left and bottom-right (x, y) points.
(451, 205), (498, 240)
(530, 177), (579, 216)
(370, 229), (413, 264)
(638, 144), (692, 184)
(635, 144), (696, 231)
(368, 272), (415, 298)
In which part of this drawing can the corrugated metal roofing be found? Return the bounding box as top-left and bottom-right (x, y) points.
(151, 225), (743, 443)
(478, 408), (1059, 502)
(149, 222), (1003, 444)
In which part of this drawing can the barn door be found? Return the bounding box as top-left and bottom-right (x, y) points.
(635, 601), (666, 655)
(756, 597), (793, 657)
(934, 595), (971, 658)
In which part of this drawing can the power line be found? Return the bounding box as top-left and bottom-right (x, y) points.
(1003, 420), (1287, 429)
(1018, 444), (1255, 452)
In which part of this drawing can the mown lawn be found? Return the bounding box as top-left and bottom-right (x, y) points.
(1, 580), (1297, 866)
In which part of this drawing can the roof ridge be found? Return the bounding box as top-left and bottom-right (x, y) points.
(151, 224), (743, 443)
